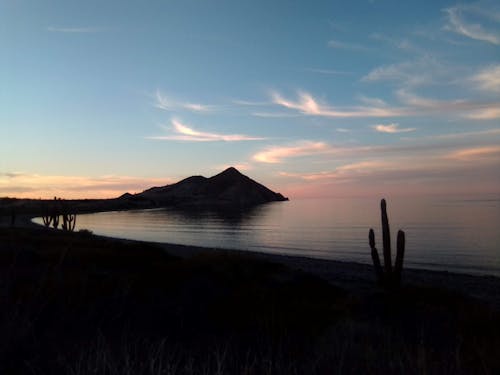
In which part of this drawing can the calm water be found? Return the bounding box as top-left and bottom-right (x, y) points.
(34, 197), (500, 277)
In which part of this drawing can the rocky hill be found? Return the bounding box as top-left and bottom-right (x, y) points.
(133, 167), (288, 209)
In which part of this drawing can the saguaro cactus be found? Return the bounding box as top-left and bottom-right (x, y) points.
(51, 197), (60, 229)
(42, 213), (52, 227)
(61, 213), (77, 232)
(369, 199), (406, 288)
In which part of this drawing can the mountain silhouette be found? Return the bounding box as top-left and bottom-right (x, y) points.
(133, 167), (288, 208)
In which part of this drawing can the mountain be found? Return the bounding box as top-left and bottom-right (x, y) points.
(131, 167), (288, 209)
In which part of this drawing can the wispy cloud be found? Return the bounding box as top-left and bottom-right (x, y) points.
(280, 161), (388, 181)
(444, 5), (500, 45)
(271, 91), (405, 118)
(407, 128), (500, 141)
(447, 145), (500, 160)
(465, 107), (500, 120)
(253, 141), (329, 163)
(470, 64), (500, 93)
(362, 57), (450, 88)
(232, 99), (270, 106)
(327, 39), (370, 51)
(148, 119), (266, 142)
(301, 68), (352, 75)
(396, 89), (500, 119)
(396, 89), (467, 109)
(47, 26), (105, 33)
(278, 144), (500, 197)
(154, 90), (214, 113)
(251, 112), (301, 118)
(369, 32), (424, 54)
(373, 123), (416, 133)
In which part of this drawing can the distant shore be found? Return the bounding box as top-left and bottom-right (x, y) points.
(4, 212), (499, 311)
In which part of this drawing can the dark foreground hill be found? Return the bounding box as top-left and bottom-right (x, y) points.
(1, 226), (500, 374)
(132, 167), (288, 209)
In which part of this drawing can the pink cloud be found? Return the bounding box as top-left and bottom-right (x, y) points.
(253, 142), (329, 163)
(271, 91), (406, 118)
(373, 123), (416, 133)
(149, 119), (266, 142)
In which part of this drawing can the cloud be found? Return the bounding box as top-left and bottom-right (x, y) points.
(1, 172), (26, 178)
(357, 96), (388, 107)
(395, 89), (458, 109)
(279, 161), (388, 181)
(0, 174), (170, 199)
(301, 68), (352, 75)
(47, 26), (105, 33)
(373, 123), (416, 133)
(327, 39), (370, 51)
(271, 91), (406, 118)
(369, 32), (424, 54)
(448, 145), (500, 161)
(465, 107), (500, 120)
(396, 89), (500, 118)
(412, 128), (500, 141)
(232, 99), (270, 106)
(444, 5), (500, 45)
(362, 57), (450, 88)
(470, 65), (500, 93)
(253, 141), (329, 163)
(154, 90), (214, 113)
(148, 119), (266, 142)
(278, 143), (500, 197)
(251, 112), (301, 118)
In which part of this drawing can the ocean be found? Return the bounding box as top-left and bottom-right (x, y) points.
(34, 196), (500, 277)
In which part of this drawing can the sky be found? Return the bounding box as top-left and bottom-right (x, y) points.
(1, 0), (499, 199)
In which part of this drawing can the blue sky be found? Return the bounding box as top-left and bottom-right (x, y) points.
(1, 0), (499, 198)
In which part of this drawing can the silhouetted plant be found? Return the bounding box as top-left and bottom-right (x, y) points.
(42, 206), (52, 227)
(41, 197), (62, 229)
(51, 197), (60, 229)
(369, 199), (405, 288)
(61, 213), (76, 232)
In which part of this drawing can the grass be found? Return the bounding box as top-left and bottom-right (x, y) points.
(1, 227), (499, 374)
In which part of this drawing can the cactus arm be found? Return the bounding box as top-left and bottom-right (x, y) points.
(394, 230), (405, 285)
(369, 229), (384, 283)
(380, 199), (392, 274)
(52, 215), (59, 229)
(42, 215), (52, 227)
(61, 213), (76, 232)
(69, 214), (76, 231)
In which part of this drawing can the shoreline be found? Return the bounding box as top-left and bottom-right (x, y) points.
(4, 213), (500, 310)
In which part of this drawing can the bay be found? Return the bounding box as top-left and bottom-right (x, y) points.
(34, 197), (500, 277)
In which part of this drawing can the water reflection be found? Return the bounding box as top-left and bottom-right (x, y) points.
(34, 197), (500, 277)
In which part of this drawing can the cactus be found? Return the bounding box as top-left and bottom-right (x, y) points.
(42, 201), (53, 227)
(61, 213), (77, 232)
(42, 213), (52, 227)
(51, 197), (60, 229)
(369, 199), (406, 288)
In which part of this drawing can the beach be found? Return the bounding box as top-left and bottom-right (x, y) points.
(3, 212), (500, 309)
(1, 213), (500, 373)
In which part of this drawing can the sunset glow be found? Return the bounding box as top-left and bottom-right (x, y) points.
(1, 0), (499, 199)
